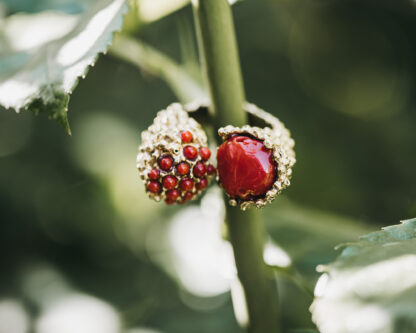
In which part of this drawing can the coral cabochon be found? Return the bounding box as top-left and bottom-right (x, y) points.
(217, 103), (295, 210)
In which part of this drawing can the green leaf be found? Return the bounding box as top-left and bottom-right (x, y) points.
(0, 0), (129, 133)
(1, 0), (85, 14)
(311, 218), (416, 333)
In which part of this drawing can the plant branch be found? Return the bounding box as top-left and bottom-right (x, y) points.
(110, 34), (206, 103)
(192, 1), (280, 332)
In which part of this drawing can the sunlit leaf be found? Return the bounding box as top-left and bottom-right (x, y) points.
(1, 0), (85, 14)
(311, 218), (416, 333)
(0, 0), (129, 133)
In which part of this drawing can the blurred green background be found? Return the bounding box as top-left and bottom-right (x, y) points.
(0, 0), (415, 332)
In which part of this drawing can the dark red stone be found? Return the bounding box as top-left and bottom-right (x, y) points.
(181, 131), (193, 143)
(196, 178), (208, 190)
(176, 162), (190, 175)
(180, 178), (194, 191)
(147, 181), (161, 193)
(165, 198), (175, 205)
(163, 175), (178, 190)
(167, 189), (180, 201)
(193, 162), (206, 178)
(148, 168), (159, 180)
(207, 164), (216, 175)
(159, 155), (174, 171)
(216, 135), (276, 199)
(183, 146), (198, 160)
(182, 191), (194, 202)
(199, 147), (211, 160)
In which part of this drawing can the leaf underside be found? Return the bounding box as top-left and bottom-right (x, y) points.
(0, 0), (129, 134)
(26, 86), (71, 134)
(311, 218), (416, 333)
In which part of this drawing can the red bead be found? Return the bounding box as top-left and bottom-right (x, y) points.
(181, 131), (193, 143)
(199, 147), (211, 160)
(216, 135), (277, 199)
(180, 178), (194, 191)
(207, 164), (216, 175)
(176, 162), (190, 175)
(163, 175), (178, 190)
(159, 155), (174, 171)
(148, 168), (159, 180)
(183, 146), (198, 160)
(147, 181), (161, 193)
(193, 162), (206, 178)
(165, 198), (175, 205)
(182, 191), (194, 202)
(196, 178), (208, 190)
(167, 189), (180, 201)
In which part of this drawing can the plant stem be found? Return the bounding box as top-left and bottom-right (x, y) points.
(192, 1), (280, 332)
(191, 0), (245, 128)
(227, 208), (280, 333)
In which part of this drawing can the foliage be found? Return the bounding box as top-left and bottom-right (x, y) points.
(0, 0), (415, 332)
(0, 0), (129, 133)
(311, 219), (416, 333)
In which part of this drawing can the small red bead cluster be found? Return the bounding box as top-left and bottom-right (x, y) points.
(146, 130), (216, 205)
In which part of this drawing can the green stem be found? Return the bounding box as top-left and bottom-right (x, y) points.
(228, 208), (280, 333)
(192, 0), (245, 128)
(192, 1), (280, 332)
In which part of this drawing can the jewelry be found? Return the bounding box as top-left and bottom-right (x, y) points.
(217, 103), (295, 210)
(137, 102), (295, 209)
(137, 103), (216, 205)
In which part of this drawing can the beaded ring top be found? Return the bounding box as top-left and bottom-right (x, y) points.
(217, 103), (296, 210)
(137, 103), (215, 205)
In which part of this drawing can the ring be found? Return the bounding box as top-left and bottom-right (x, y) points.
(186, 101), (296, 210)
(137, 103), (216, 205)
(137, 102), (295, 209)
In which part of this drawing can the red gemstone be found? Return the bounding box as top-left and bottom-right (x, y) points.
(167, 189), (180, 201)
(159, 155), (174, 171)
(148, 168), (159, 180)
(165, 198), (175, 205)
(207, 164), (216, 175)
(196, 178), (208, 190)
(163, 175), (178, 190)
(182, 191), (194, 202)
(193, 162), (206, 178)
(147, 181), (161, 193)
(216, 135), (277, 199)
(199, 147), (211, 160)
(180, 178), (194, 191)
(181, 131), (193, 143)
(183, 146), (198, 160)
(176, 162), (190, 175)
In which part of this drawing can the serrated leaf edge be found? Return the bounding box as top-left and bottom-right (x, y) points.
(317, 218), (416, 274)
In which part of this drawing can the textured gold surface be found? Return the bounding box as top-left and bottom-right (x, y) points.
(136, 103), (213, 204)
